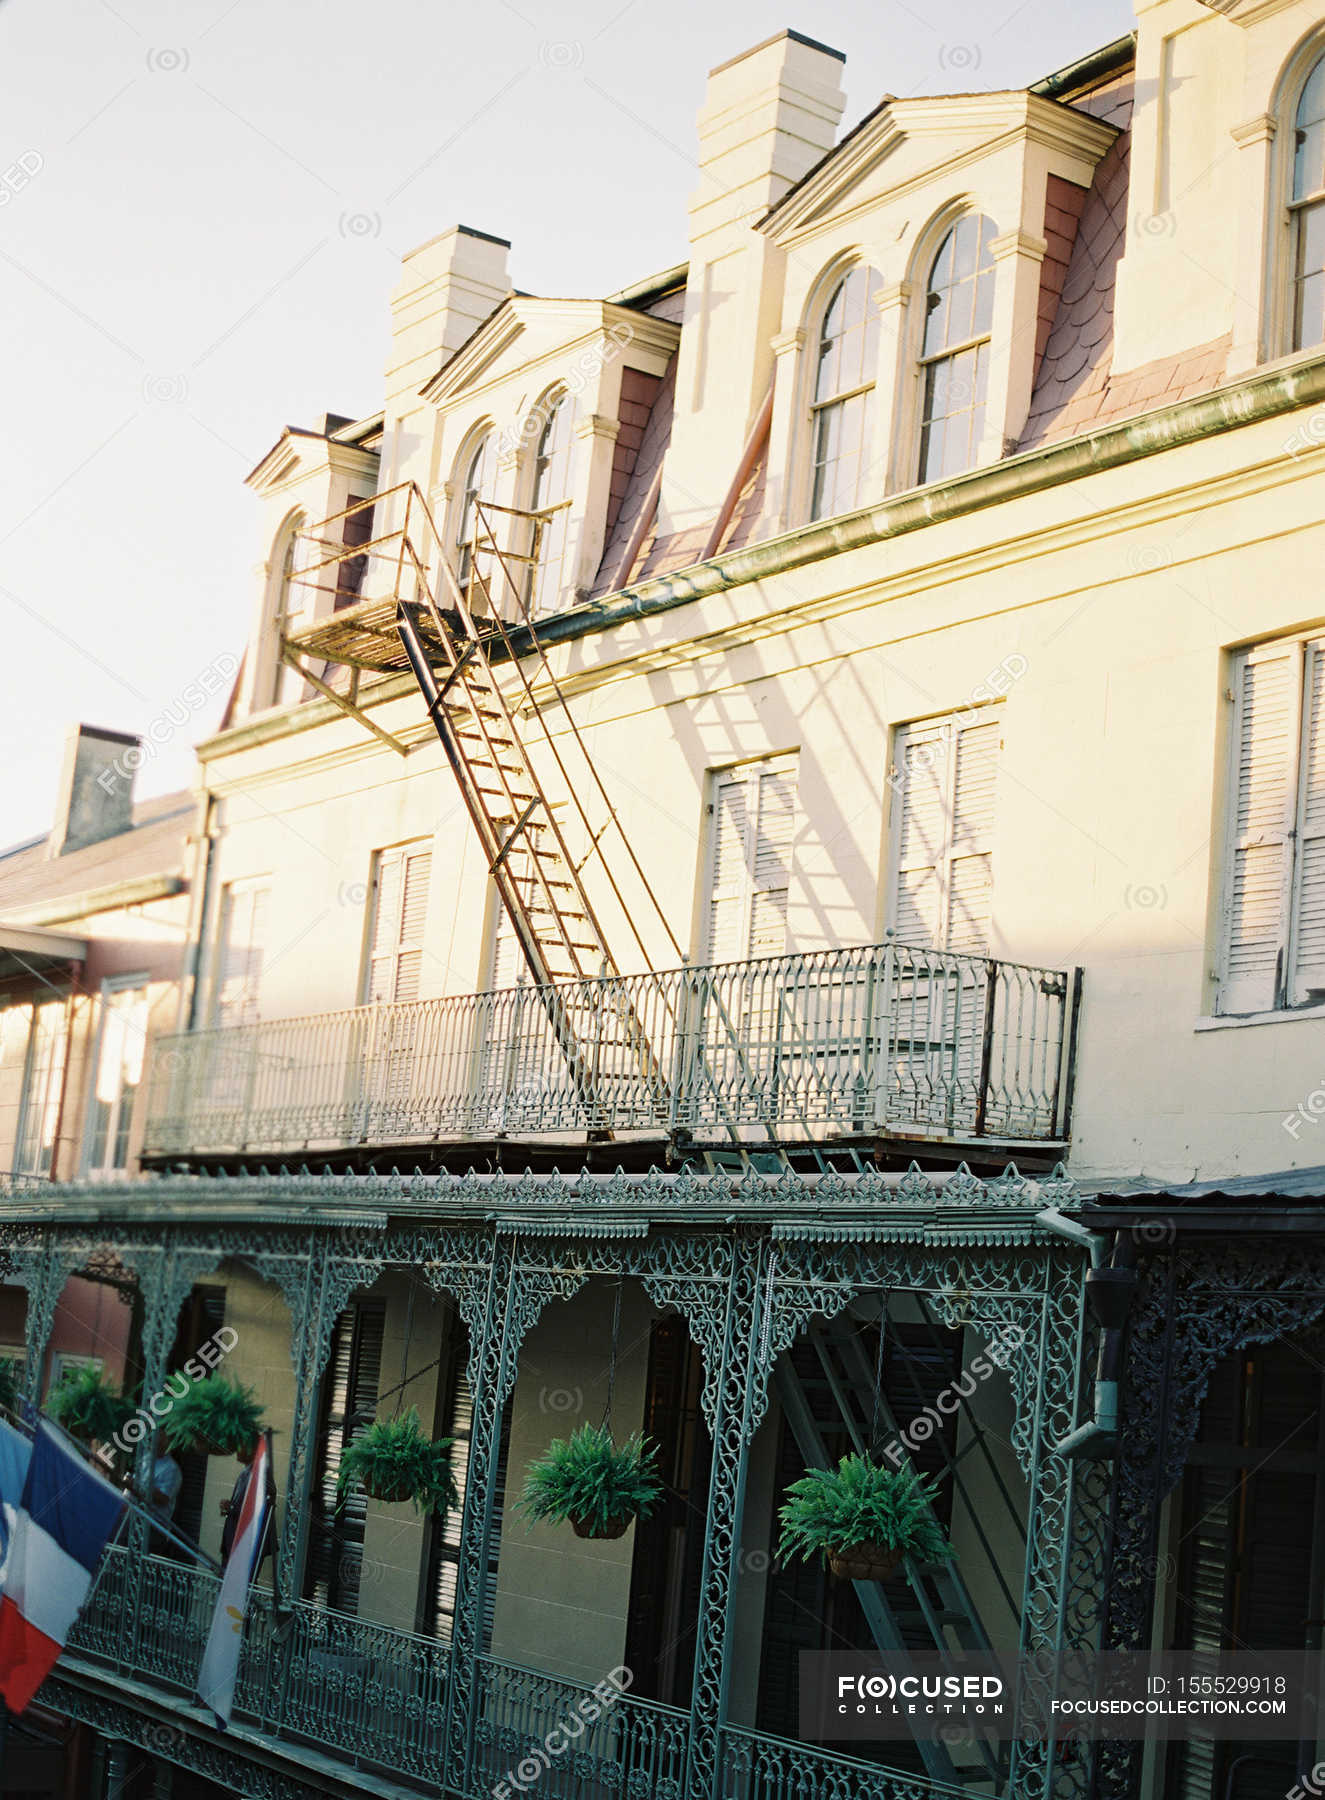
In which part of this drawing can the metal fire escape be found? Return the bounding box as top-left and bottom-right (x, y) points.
(282, 482), (863, 1169)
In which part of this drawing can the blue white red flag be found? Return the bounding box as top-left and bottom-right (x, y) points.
(0, 1420), (126, 1712)
(197, 1430), (274, 1727)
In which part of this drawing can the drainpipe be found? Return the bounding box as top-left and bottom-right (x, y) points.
(183, 793), (220, 1033)
(1036, 1209), (1138, 1459)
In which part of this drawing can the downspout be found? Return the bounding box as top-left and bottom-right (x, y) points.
(47, 958), (80, 1182)
(1036, 1209), (1138, 1459)
(183, 793), (220, 1033)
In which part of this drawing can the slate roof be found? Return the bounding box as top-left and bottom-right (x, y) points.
(0, 791), (193, 915)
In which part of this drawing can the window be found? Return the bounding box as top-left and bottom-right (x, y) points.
(1218, 634), (1325, 1014)
(809, 267), (882, 521)
(702, 755), (799, 964)
(887, 712), (1001, 954)
(1292, 53), (1325, 351)
(270, 516), (305, 708)
(527, 396), (574, 617)
(14, 995), (68, 1176)
(363, 845), (432, 1004)
(82, 978), (149, 1177)
(455, 432), (498, 591)
(917, 214), (997, 485)
(212, 882), (269, 1027)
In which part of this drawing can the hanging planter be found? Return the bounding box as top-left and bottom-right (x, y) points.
(46, 1364), (131, 1447)
(778, 1455), (954, 1583)
(162, 1373), (265, 1460)
(518, 1423), (662, 1541)
(336, 1408), (458, 1513)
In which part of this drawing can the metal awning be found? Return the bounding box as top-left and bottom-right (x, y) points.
(0, 921), (88, 981)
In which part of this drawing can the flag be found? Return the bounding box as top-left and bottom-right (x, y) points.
(197, 1430), (274, 1728)
(0, 1420), (31, 1590)
(0, 1421), (126, 1712)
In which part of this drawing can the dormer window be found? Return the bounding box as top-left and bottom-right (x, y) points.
(456, 430), (498, 591)
(528, 394), (573, 616)
(270, 514), (305, 708)
(1292, 54), (1325, 352)
(809, 265), (882, 521)
(917, 214), (996, 485)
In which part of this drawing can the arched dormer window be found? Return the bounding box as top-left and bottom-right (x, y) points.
(270, 513), (305, 708)
(1292, 52), (1325, 351)
(527, 394), (574, 616)
(455, 430), (498, 591)
(809, 264), (882, 521)
(917, 213), (996, 485)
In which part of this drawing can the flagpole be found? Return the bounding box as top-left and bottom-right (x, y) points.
(0, 1405), (222, 1575)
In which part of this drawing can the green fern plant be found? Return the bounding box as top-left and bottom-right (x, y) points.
(162, 1373), (265, 1459)
(778, 1455), (954, 1574)
(336, 1408), (457, 1513)
(0, 1357), (20, 1415)
(46, 1364), (131, 1447)
(518, 1424), (662, 1539)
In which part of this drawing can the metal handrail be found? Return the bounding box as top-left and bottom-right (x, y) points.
(143, 941), (1076, 1158)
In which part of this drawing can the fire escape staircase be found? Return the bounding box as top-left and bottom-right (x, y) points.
(283, 484), (865, 1167)
(773, 1310), (1018, 1788)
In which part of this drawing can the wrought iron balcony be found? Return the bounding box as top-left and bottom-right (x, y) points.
(66, 1547), (972, 1800)
(142, 941), (1078, 1161)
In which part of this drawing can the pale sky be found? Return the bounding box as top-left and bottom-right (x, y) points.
(0, 0), (1133, 849)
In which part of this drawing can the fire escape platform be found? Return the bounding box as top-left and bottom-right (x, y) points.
(283, 596), (445, 676)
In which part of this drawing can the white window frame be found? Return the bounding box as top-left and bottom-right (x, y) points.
(805, 264), (884, 525)
(884, 707), (1002, 955)
(211, 878), (271, 1028)
(1215, 632), (1325, 1016)
(13, 991), (70, 1177)
(362, 842), (433, 1005)
(80, 972), (151, 1180)
(697, 753), (800, 967)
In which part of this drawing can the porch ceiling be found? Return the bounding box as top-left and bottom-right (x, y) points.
(0, 919), (88, 980)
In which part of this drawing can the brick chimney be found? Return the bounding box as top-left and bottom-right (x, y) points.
(659, 31), (847, 539)
(49, 723), (139, 857)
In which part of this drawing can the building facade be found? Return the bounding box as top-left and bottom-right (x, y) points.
(5, 2), (1325, 1795)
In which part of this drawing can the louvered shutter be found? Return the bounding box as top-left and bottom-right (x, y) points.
(214, 884), (269, 1026)
(1291, 640), (1325, 1002)
(305, 1301), (385, 1615)
(365, 847), (432, 1004)
(889, 714), (999, 953)
(1220, 643), (1298, 1014)
(704, 775), (751, 964)
(749, 762), (796, 957)
(702, 755), (798, 964)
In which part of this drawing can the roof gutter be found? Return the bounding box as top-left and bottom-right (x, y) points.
(200, 351), (1325, 762)
(519, 352), (1325, 657)
(1031, 33), (1136, 100)
(0, 874), (186, 928)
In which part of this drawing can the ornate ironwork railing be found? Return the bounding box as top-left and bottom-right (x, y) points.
(143, 941), (1076, 1158)
(721, 1723), (979, 1800)
(472, 1654), (689, 1800)
(68, 1547), (450, 1782)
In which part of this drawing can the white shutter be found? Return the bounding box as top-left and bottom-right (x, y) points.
(1219, 643), (1298, 1014)
(1291, 641), (1325, 1002)
(364, 846), (432, 1003)
(214, 884), (269, 1026)
(702, 755), (798, 964)
(889, 713), (999, 953)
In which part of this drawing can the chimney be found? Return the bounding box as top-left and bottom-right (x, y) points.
(384, 224), (512, 414)
(49, 724), (139, 857)
(659, 32), (847, 539)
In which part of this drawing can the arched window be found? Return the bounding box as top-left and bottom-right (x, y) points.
(1292, 52), (1325, 351)
(528, 395), (574, 616)
(455, 431), (498, 590)
(917, 214), (997, 485)
(809, 265), (882, 521)
(270, 514), (304, 708)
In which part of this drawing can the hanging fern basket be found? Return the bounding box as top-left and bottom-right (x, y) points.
(162, 1374), (265, 1461)
(569, 1510), (634, 1542)
(335, 1408), (458, 1515)
(826, 1541), (905, 1583)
